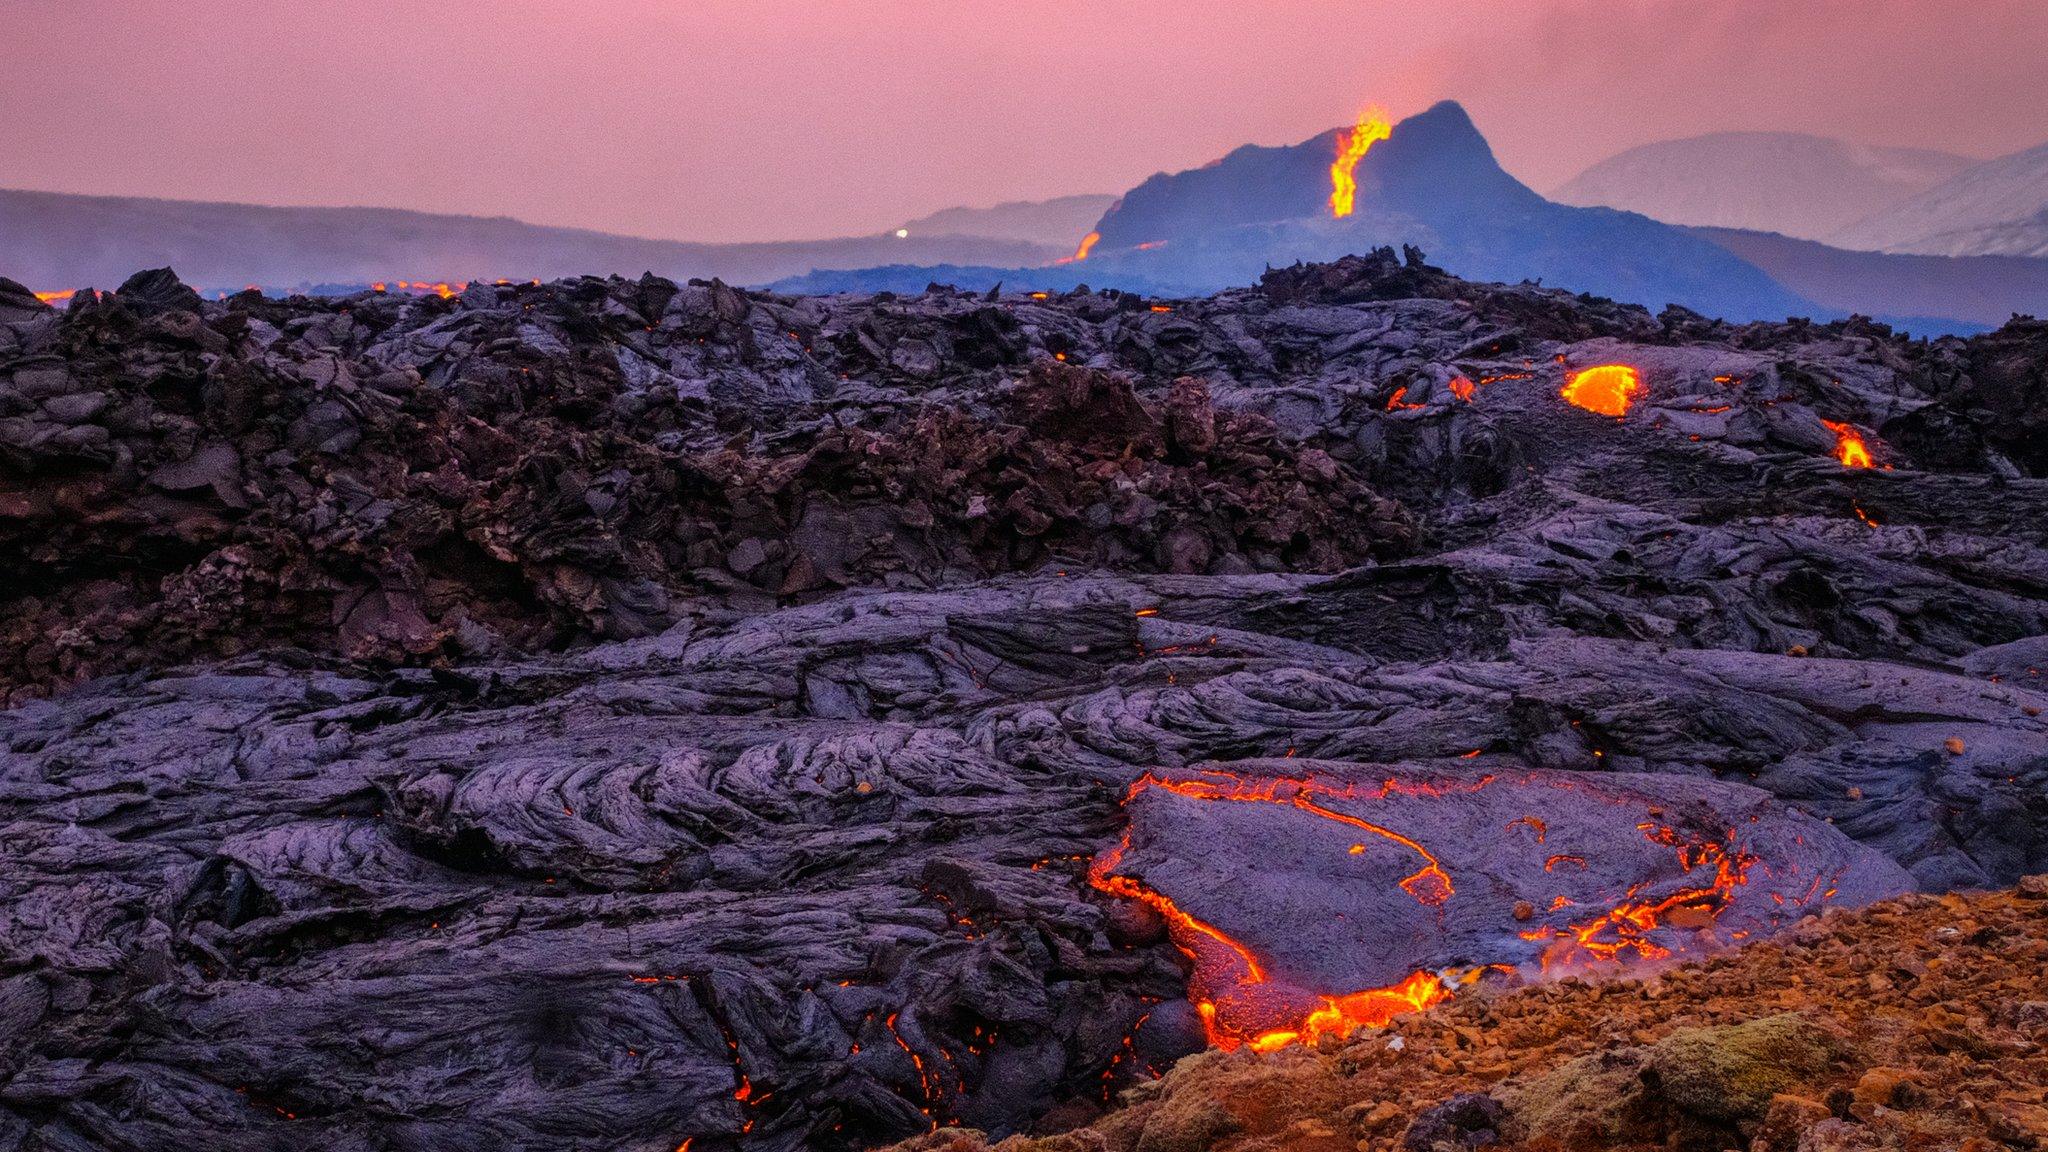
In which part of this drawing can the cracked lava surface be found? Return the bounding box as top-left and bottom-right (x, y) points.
(1091, 763), (1912, 1053)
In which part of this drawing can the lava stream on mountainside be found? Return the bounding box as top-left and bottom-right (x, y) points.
(1330, 106), (1394, 218)
(1089, 762), (1913, 1053)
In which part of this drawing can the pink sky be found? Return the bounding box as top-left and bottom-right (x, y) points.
(5, 1), (2045, 243)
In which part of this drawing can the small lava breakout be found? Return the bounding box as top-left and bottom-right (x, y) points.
(1091, 764), (1910, 1054)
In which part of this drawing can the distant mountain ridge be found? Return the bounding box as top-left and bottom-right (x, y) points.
(1686, 227), (2048, 333)
(896, 194), (1115, 247)
(779, 105), (2047, 333)
(1552, 132), (1974, 241)
(0, 188), (1066, 293)
(1831, 142), (2048, 258)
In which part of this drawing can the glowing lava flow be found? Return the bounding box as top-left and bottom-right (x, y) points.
(1523, 822), (1757, 973)
(1561, 364), (1643, 417)
(1089, 771), (1465, 1051)
(1089, 825), (1448, 1051)
(34, 289), (77, 305)
(1822, 420), (1874, 468)
(1137, 771), (1460, 906)
(1329, 106), (1393, 218)
(1069, 231), (1102, 263)
(1089, 766), (1804, 1054)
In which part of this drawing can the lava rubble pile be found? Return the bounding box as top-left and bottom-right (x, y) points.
(0, 250), (2045, 1152)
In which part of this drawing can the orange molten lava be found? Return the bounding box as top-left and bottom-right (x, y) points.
(1526, 822), (1757, 973)
(1561, 364), (1643, 417)
(1092, 767), (1783, 1054)
(1096, 831), (1449, 1051)
(1448, 376), (1477, 402)
(1132, 771), (1459, 906)
(1243, 971), (1447, 1053)
(34, 289), (77, 305)
(392, 280), (465, 299)
(1088, 770), (1463, 1051)
(1070, 231), (1102, 262)
(1822, 420), (1874, 468)
(1329, 106), (1393, 218)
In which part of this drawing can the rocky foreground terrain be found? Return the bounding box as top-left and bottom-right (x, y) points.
(890, 878), (2048, 1152)
(1, 252), (2045, 1151)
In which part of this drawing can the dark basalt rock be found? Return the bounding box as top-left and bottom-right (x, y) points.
(1, 261), (2045, 1150)
(1405, 1092), (1511, 1151)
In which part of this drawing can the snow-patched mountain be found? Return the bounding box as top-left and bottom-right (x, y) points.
(1551, 132), (1973, 241)
(1831, 142), (2048, 258)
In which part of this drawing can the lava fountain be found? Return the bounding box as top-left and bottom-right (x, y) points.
(1329, 106), (1393, 219)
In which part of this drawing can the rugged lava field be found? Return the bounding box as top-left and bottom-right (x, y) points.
(1, 252), (2044, 1151)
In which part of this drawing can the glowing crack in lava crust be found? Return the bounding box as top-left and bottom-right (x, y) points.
(1090, 762), (1912, 1053)
(1561, 364), (1644, 417)
(1329, 106), (1393, 218)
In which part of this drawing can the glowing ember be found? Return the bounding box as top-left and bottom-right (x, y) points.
(1329, 105), (1393, 218)
(392, 280), (465, 299)
(1070, 231), (1102, 262)
(1822, 419), (1874, 468)
(1561, 364), (1643, 417)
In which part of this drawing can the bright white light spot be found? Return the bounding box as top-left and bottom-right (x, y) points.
(894, 228), (909, 239)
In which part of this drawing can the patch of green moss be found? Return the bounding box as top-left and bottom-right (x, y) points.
(1646, 1014), (1842, 1122)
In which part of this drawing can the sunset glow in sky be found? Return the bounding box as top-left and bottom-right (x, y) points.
(5, 0), (2045, 242)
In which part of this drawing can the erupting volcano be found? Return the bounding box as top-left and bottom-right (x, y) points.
(1091, 762), (1910, 1053)
(1329, 105), (1393, 218)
